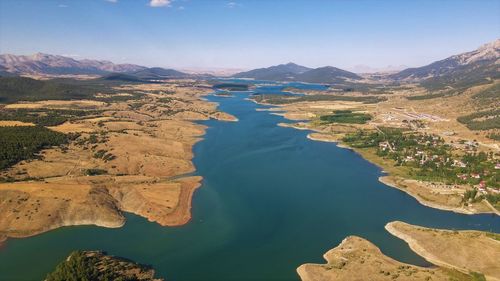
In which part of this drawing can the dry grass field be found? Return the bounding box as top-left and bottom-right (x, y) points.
(386, 221), (500, 281)
(297, 236), (473, 281)
(0, 81), (236, 243)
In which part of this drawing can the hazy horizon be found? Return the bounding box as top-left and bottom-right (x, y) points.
(1, 0), (499, 71)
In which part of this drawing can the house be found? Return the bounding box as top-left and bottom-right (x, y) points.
(452, 160), (467, 168)
(470, 173), (481, 179)
(495, 163), (500, 170)
(379, 142), (389, 151)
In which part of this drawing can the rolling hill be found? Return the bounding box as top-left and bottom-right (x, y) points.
(130, 67), (190, 80)
(0, 76), (101, 103)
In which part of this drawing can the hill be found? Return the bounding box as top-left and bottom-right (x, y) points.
(98, 73), (146, 83)
(130, 67), (190, 80)
(233, 63), (362, 84)
(233, 62), (312, 81)
(0, 76), (100, 103)
(391, 39), (500, 90)
(295, 66), (362, 84)
(46, 251), (164, 281)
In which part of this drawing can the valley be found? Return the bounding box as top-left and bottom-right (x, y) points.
(0, 37), (498, 281)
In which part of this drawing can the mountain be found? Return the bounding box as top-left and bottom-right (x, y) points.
(233, 63), (312, 81)
(130, 67), (190, 80)
(0, 53), (146, 76)
(390, 39), (500, 90)
(233, 63), (362, 84)
(295, 66), (362, 84)
(0, 65), (16, 77)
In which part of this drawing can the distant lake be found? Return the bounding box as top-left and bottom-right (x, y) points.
(0, 84), (498, 281)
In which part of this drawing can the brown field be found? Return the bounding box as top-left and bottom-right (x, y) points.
(4, 99), (106, 109)
(0, 81), (236, 243)
(0, 120), (35, 126)
(386, 221), (500, 281)
(297, 236), (472, 281)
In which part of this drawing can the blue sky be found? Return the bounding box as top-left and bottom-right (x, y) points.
(0, 0), (499, 70)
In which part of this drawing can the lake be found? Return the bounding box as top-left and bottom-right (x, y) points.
(0, 84), (498, 281)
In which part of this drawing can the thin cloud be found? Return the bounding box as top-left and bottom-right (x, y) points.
(105, 0), (118, 3)
(226, 2), (241, 8)
(149, 0), (172, 7)
(58, 4), (68, 8)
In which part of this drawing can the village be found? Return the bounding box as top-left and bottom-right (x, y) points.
(343, 127), (500, 206)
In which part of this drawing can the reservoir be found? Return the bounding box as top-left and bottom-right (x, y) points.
(0, 84), (498, 281)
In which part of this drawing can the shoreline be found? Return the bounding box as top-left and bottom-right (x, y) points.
(296, 235), (471, 281)
(0, 86), (238, 244)
(261, 103), (499, 216)
(385, 222), (459, 273)
(385, 221), (500, 281)
(379, 176), (499, 215)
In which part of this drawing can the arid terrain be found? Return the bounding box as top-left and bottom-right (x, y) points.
(297, 236), (474, 281)
(386, 221), (500, 281)
(298, 221), (500, 281)
(0, 81), (236, 243)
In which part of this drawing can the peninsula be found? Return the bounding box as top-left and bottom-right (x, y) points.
(0, 78), (236, 243)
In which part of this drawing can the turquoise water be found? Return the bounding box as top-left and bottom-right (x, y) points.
(0, 86), (498, 281)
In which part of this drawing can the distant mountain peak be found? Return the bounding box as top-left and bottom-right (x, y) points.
(453, 38), (500, 65)
(390, 38), (500, 89)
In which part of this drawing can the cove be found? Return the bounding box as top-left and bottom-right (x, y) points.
(0, 86), (498, 281)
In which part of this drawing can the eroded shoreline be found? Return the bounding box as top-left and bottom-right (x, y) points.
(0, 82), (237, 244)
(266, 100), (499, 216)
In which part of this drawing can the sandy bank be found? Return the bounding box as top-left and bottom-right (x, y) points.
(297, 236), (471, 281)
(386, 221), (500, 281)
(379, 176), (498, 215)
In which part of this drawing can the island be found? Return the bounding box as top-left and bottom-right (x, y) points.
(45, 251), (164, 281)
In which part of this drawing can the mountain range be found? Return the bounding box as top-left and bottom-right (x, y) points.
(389, 39), (499, 89)
(1, 39), (498, 87)
(0, 53), (195, 81)
(0, 53), (146, 75)
(232, 39), (499, 88)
